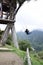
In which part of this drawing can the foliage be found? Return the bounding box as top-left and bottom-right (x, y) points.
(30, 52), (43, 65)
(24, 57), (28, 65)
(0, 29), (4, 38)
(6, 34), (14, 46)
(3, 44), (43, 65)
(38, 51), (43, 59)
(5, 44), (26, 60)
(19, 40), (32, 51)
(17, 30), (43, 52)
(0, 29), (4, 34)
(28, 30), (43, 52)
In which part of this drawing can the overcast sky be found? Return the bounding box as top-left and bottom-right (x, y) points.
(0, 0), (43, 32)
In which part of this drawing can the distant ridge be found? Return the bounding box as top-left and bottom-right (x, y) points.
(17, 30), (43, 51)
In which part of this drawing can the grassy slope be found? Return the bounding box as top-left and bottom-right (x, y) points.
(30, 52), (43, 65)
(11, 48), (43, 65)
(0, 30), (43, 65)
(0, 45), (43, 65)
(5, 45), (26, 59)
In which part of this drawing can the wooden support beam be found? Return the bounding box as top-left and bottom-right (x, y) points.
(0, 24), (10, 45)
(0, 18), (15, 24)
(11, 24), (19, 49)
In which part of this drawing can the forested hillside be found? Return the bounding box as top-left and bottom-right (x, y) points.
(17, 30), (43, 51)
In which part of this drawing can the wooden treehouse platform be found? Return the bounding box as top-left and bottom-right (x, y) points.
(0, 18), (15, 24)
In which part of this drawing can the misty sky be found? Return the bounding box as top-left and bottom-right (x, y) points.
(0, 0), (43, 32)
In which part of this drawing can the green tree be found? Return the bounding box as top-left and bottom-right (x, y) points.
(6, 34), (14, 46)
(19, 40), (32, 51)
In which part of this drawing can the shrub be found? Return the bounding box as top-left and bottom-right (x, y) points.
(19, 40), (32, 51)
(24, 56), (28, 65)
(0, 30), (4, 39)
(38, 51), (43, 59)
(0, 29), (4, 34)
(6, 34), (13, 45)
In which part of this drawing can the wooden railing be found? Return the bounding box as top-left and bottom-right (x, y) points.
(26, 48), (32, 65)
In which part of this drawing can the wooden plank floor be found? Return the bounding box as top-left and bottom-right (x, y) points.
(0, 18), (15, 24)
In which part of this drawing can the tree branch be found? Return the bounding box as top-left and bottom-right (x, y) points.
(13, 2), (25, 18)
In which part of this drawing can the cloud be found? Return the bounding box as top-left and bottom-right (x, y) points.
(0, 0), (43, 32)
(16, 0), (43, 32)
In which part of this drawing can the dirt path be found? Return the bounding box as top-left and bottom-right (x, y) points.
(0, 52), (24, 65)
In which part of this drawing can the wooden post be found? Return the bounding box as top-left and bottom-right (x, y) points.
(11, 23), (19, 49)
(1, 24), (10, 45)
(0, 2), (3, 18)
(26, 48), (31, 65)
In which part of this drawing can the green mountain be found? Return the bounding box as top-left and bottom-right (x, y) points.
(17, 30), (43, 51)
